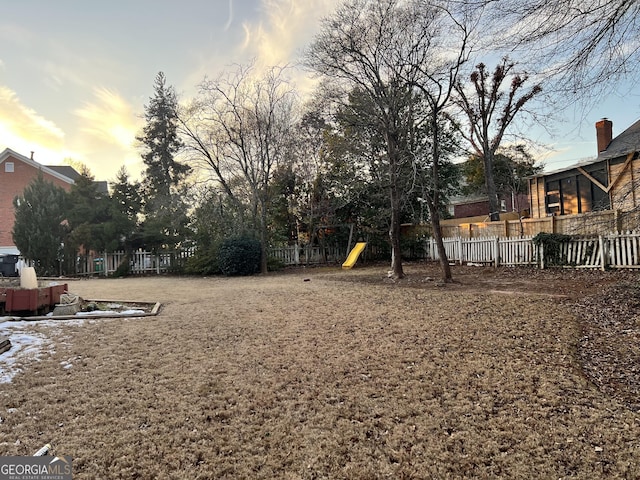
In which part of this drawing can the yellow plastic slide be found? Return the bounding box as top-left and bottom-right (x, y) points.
(342, 242), (367, 269)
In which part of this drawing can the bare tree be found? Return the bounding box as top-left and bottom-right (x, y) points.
(400, 1), (477, 282)
(307, 0), (412, 279)
(485, 0), (640, 99)
(454, 58), (542, 221)
(179, 63), (297, 273)
(306, 0), (476, 281)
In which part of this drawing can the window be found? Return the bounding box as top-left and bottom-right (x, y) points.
(577, 175), (592, 213)
(500, 199), (507, 212)
(547, 171), (611, 216)
(588, 168), (610, 211)
(4, 162), (14, 173)
(545, 180), (560, 215)
(561, 177), (578, 215)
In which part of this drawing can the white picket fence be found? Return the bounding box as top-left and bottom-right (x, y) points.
(64, 231), (640, 276)
(431, 236), (537, 267)
(269, 245), (346, 265)
(75, 249), (194, 276)
(433, 231), (640, 269)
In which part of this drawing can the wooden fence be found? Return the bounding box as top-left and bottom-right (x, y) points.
(74, 245), (345, 276)
(430, 236), (537, 267)
(40, 230), (640, 276)
(439, 209), (634, 238)
(75, 249), (194, 276)
(432, 231), (640, 269)
(269, 245), (346, 266)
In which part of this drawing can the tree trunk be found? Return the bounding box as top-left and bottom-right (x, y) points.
(428, 111), (452, 283)
(260, 198), (269, 274)
(388, 133), (405, 279)
(427, 200), (452, 283)
(389, 181), (404, 279)
(484, 151), (501, 222)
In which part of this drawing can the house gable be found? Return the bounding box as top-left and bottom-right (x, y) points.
(528, 118), (640, 220)
(0, 148), (75, 248)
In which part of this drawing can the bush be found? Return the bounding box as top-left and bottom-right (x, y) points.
(111, 256), (131, 278)
(267, 256), (285, 272)
(218, 236), (261, 276)
(532, 232), (572, 266)
(185, 245), (221, 275)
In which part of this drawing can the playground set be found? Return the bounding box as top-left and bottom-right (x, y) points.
(342, 242), (367, 269)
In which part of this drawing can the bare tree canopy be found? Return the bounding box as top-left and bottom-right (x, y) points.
(179, 63), (297, 273)
(306, 0), (477, 281)
(454, 58), (542, 220)
(484, 0), (640, 95)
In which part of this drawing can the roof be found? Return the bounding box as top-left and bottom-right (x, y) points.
(529, 117), (640, 178)
(530, 156), (598, 178)
(598, 118), (640, 161)
(48, 165), (109, 194)
(0, 148), (75, 185)
(449, 193), (488, 206)
(48, 165), (81, 180)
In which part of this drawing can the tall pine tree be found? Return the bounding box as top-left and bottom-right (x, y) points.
(137, 72), (191, 250)
(109, 166), (143, 250)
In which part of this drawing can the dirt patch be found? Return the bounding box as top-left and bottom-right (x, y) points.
(0, 265), (638, 479)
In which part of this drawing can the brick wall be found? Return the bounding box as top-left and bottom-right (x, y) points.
(0, 154), (73, 247)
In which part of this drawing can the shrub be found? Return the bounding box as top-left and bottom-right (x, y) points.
(267, 256), (285, 272)
(532, 232), (572, 266)
(111, 256), (131, 278)
(185, 245), (221, 275)
(218, 236), (261, 276)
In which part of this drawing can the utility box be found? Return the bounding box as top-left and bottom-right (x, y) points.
(93, 258), (104, 273)
(0, 255), (18, 277)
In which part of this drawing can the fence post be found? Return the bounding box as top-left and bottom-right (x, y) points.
(599, 235), (607, 271)
(614, 210), (622, 233)
(494, 237), (500, 267)
(539, 243), (545, 269)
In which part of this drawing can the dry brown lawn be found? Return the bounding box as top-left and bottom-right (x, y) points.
(1, 264), (639, 479)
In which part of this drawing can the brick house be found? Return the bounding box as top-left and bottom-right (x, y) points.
(528, 118), (640, 230)
(0, 148), (75, 255)
(448, 192), (529, 219)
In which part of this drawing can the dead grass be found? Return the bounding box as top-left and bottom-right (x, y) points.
(1, 265), (639, 479)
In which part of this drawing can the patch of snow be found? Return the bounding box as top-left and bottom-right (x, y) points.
(0, 318), (86, 384)
(0, 310), (148, 384)
(0, 321), (47, 384)
(75, 309), (145, 316)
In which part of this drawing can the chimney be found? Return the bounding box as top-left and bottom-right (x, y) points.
(596, 118), (613, 154)
(30, 151), (34, 160)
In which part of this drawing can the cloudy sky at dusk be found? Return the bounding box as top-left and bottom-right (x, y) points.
(1, 0), (638, 183)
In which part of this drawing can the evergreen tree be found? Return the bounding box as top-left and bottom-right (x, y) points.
(109, 166), (143, 250)
(12, 173), (69, 276)
(66, 166), (111, 253)
(137, 71), (191, 249)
